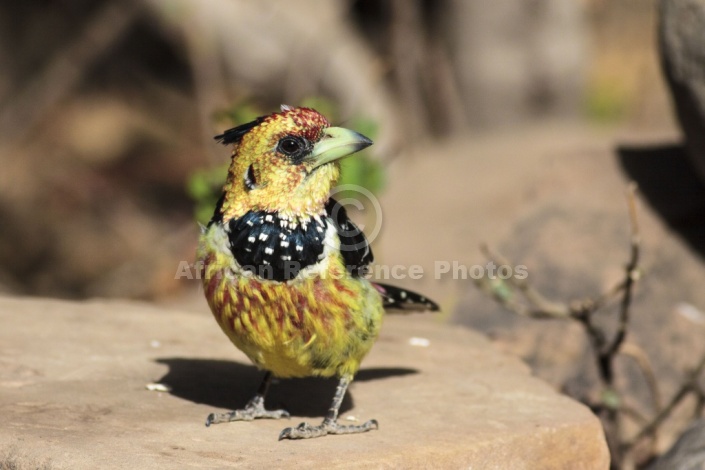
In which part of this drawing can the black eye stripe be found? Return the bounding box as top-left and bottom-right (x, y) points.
(244, 164), (257, 191)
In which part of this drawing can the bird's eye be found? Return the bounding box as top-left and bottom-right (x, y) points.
(277, 136), (306, 160)
(278, 136), (303, 156)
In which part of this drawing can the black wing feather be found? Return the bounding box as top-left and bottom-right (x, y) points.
(374, 282), (440, 312)
(325, 198), (373, 277)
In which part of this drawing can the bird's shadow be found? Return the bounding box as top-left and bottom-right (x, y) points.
(155, 358), (417, 417)
(618, 142), (705, 258)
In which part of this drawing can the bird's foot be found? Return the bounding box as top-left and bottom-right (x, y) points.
(278, 418), (378, 440)
(205, 395), (289, 426)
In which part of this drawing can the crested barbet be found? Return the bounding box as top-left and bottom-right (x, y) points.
(197, 105), (439, 440)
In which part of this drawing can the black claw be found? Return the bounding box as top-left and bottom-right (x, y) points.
(279, 422), (313, 440)
(205, 414), (215, 427)
(278, 427), (293, 441)
(369, 419), (379, 430)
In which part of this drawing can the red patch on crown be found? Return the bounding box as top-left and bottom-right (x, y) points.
(279, 107), (330, 142)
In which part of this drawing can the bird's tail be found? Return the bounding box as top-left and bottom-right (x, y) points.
(373, 282), (440, 313)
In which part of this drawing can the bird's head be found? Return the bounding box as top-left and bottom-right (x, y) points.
(215, 105), (372, 221)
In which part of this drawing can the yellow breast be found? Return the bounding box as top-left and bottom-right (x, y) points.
(197, 222), (383, 378)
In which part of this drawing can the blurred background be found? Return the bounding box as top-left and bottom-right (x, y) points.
(0, 0), (673, 300)
(3, 0), (705, 464)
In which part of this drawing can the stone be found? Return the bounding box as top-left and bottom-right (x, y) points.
(376, 123), (705, 459)
(659, 0), (705, 181)
(646, 419), (705, 470)
(0, 296), (608, 469)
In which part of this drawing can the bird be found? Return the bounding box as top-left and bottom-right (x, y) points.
(197, 105), (439, 440)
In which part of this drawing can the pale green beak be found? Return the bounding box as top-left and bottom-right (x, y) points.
(309, 127), (373, 169)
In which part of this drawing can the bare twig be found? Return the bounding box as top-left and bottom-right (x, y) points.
(573, 308), (608, 376)
(618, 403), (650, 426)
(695, 385), (705, 419)
(583, 277), (630, 314)
(621, 342), (662, 414)
(477, 182), (705, 467)
(477, 178), (705, 468)
(600, 183), (641, 383)
(623, 352), (705, 450)
(479, 243), (571, 319)
(477, 182), (645, 469)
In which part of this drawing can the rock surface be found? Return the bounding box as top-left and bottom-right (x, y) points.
(659, 0), (705, 181)
(0, 296), (608, 469)
(376, 123), (705, 458)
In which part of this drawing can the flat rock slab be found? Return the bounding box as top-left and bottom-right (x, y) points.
(0, 296), (608, 469)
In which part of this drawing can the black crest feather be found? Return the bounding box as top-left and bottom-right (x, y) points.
(214, 117), (265, 145)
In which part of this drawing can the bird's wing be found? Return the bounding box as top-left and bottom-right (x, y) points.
(325, 198), (373, 277)
(373, 282), (440, 312)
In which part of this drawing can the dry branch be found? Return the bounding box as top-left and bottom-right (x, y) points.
(475, 183), (705, 466)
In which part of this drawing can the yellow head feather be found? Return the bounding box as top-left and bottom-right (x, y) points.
(220, 107), (336, 220)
